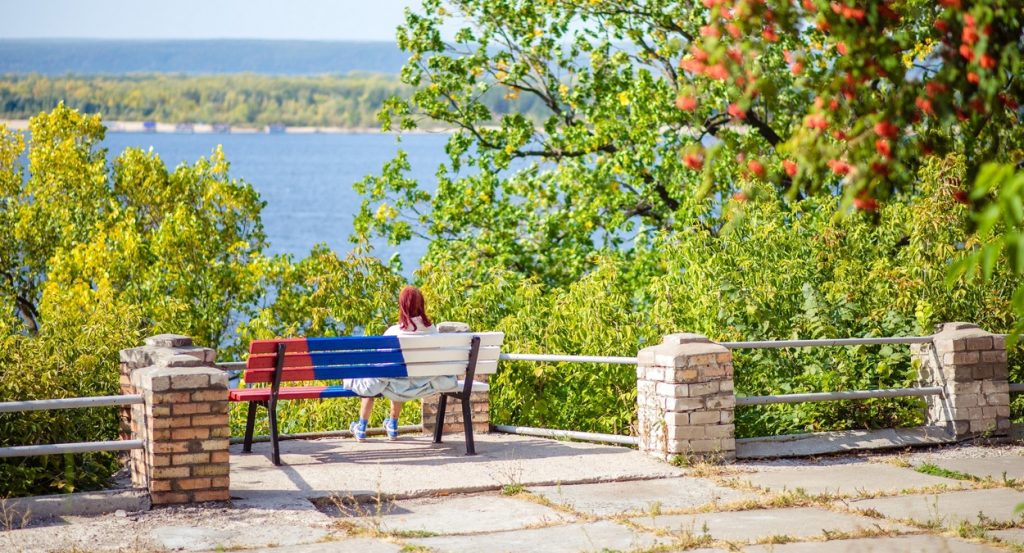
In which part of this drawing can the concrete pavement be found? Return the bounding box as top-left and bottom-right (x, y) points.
(1, 434), (1022, 552)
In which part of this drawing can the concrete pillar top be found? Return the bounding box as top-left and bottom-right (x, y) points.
(639, 336), (730, 368)
(937, 322), (979, 332)
(144, 334), (194, 347)
(662, 333), (711, 345)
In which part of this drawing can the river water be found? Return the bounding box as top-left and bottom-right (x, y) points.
(101, 132), (450, 274)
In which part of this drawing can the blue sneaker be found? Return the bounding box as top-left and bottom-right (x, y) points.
(383, 417), (399, 440)
(349, 419), (367, 442)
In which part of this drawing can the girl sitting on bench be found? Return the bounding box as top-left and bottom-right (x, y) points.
(344, 286), (458, 440)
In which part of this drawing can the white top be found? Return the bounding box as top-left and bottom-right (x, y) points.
(344, 315), (457, 400)
(383, 316), (438, 336)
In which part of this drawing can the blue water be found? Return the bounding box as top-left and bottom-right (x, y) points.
(101, 132), (450, 273)
(0, 39), (407, 75)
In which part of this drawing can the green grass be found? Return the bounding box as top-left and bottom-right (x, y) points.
(915, 463), (981, 482)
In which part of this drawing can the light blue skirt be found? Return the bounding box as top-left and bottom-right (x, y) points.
(343, 375), (459, 401)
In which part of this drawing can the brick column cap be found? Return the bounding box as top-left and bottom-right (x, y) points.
(932, 322), (1000, 351)
(132, 365), (228, 391)
(936, 322), (986, 334)
(145, 334), (194, 348)
(662, 333), (711, 345)
(639, 340), (730, 368)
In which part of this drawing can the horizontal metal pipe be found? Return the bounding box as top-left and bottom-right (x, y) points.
(0, 440), (143, 458)
(1010, 383), (1024, 393)
(0, 394), (144, 413)
(493, 424), (638, 446)
(228, 425), (423, 444)
(736, 386), (943, 406)
(499, 353), (637, 365)
(722, 336), (933, 349)
(217, 361), (246, 369)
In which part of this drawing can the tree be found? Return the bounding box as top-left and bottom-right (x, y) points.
(0, 104), (268, 347)
(356, 0), (1023, 285)
(684, 0), (1022, 201)
(1, 106), (407, 496)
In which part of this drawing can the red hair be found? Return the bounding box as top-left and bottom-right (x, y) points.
(398, 286), (432, 331)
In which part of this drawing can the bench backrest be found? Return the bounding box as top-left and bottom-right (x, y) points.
(244, 332), (504, 384)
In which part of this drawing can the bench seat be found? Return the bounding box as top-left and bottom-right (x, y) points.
(228, 380), (490, 403)
(228, 385), (359, 402)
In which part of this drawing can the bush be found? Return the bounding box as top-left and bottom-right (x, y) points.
(0, 291), (142, 496)
(416, 163), (1022, 437)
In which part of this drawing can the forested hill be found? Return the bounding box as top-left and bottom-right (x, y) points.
(0, 39), (408, 75)
(0, 74), (551, 128)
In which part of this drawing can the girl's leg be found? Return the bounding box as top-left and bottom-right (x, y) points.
(384, 401), (403, 440)
(360, 397), (375, 421)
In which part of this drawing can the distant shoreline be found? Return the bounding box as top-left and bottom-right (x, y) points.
(0, 119), (454, 135)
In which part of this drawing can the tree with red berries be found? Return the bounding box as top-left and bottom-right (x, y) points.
(681, 0), (1022, 208)
(357, 0), (1024, 440)
(361, 0), (1022, 285)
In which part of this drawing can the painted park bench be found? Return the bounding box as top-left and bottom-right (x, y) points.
(229, 332), (504, 465)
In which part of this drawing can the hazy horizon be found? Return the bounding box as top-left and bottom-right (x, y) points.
(0, 0), (422, 41)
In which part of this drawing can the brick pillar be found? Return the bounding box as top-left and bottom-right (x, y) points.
(421, 322), (490, 435)
(637, 333), (736, 463)
(122, 334), (230, 505)
(913, 322), (1011, 439)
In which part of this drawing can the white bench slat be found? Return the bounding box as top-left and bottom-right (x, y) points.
(396, 332), (504, 350)
(399, 346), (500, 364)
(404, 360), (499, 377)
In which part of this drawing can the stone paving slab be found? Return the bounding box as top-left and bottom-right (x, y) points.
(988, 528), (1024, 544)
(407, 520), (666, 553)
(230, 433), (683, 505)
(151, 523), (332, 551)
(340, 493), (573, 534)
(737, 426), (953, 459)
(739, 463), (966, 496)
(4, 489), (150, 520)
(211, 538), (403, 553)
(629, 507), (911, 543)
(850, 488), (1024, 525)
(742, 534), (1001, 552)
(527, 477), (756, 516)
(922, 456), (1024, 482)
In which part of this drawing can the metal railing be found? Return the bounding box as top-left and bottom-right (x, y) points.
(0, 395), (144, 458)
(724, 336), (940, 406)
(721, 336), (934, 349)
(735, 387), (944, 406)
(217, 334), (1022, 445)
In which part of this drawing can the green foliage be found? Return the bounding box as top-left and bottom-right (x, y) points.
(1, 104), (268, 348)
(228, 246), (410, 436)
(0, 73), (552, 128)
(0, 287), (143, 496)
(0, 105), (270, 495)
(684, 0), (1023, 203)
(359, 0), (711, 285)
(950, 164), (1024, 341)
(356, 0), (1022, 286)
(0, 106), (407, 496)
(410, 158), (1021, 437)
(354, 0), (1023, 436)
(421, 257), (653, 434)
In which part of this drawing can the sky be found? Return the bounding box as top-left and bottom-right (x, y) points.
(0, 0), (421, 41)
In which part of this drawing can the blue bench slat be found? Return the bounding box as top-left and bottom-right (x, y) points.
(246, 349), (408, 370)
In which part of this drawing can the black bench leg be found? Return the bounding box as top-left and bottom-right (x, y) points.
(242, 401), (258, 453)
(268, 399), (281, 466)
(461, 396), (476, 456)
(433, 394), (448, 444)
